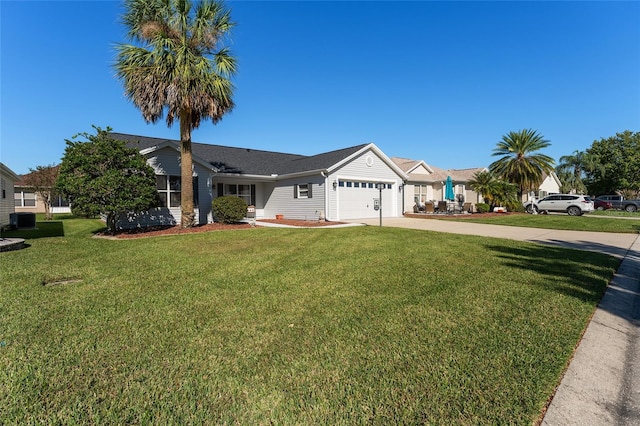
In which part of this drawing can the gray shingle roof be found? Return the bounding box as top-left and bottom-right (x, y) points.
(111, 133), (367, 176)
(391, 156), (486, 183)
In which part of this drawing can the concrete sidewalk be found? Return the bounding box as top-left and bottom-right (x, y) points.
(542, 234), (640, 425)
(349, 217), (640, 425)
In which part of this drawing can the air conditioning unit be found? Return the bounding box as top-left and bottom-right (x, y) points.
(9, 212), (36, 229)
(9, 213), (18, 229)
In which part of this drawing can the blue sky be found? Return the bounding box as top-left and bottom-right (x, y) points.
(2, 1), (639, 175)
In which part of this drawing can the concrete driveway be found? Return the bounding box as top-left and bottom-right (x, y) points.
(348, 216), (640, 425)
(349, 217), (638, 259)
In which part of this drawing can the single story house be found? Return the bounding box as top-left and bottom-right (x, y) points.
(112, 133), (408, 228)
(0, 163), (20, 228)
(391, 157), (486, 213)
(523, 172), (562, 202)
(14, 166), (72, 215)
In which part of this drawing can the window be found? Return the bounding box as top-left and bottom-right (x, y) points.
(216, 183), (256, 206)
(14, 191), (36, 207)
(294, 183), (312, 199)
(237, 184), (252, 205)
(414, 185), (428, 203)
(52, 195), (70, 208)
(156, 175), (198, 208)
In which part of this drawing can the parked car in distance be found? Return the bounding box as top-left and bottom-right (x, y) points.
(594, 195), (640, 213)
(593, 198), (613, 210)
(523, 194), (594, 216)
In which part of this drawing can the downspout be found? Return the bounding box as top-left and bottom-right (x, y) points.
(321, 170), (329, 221)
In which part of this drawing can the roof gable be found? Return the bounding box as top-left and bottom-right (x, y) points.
(1, 163), (20, 181)
(394, 156), (487, 183)
(391, 157), (433, 175)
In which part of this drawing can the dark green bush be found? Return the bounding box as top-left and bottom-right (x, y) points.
(476, 203), (490, 213)
(212, 196), (248, 224)
(506, 201), (526, 213)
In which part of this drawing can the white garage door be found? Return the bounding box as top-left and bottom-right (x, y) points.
(337, 181), (395, 219)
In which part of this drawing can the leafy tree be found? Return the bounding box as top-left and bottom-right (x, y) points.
(115, 0), (237, 228)
(555, 150), (602, 194)
(55, 126), (160, 234)
(489, 129), (555, 198)
(584, 130), (640, 196)
(22, 164), (59, 220)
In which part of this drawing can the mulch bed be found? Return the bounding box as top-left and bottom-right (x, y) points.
(100, 214), (521, 239)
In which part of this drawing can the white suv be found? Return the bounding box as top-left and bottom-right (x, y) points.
(524, 194), (594, 216)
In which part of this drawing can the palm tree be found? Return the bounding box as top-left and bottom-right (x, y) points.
(489, 129), (555, 199)
(115, 0), (237, 227)
(555, 150), (603, 194)
(468, 170), (498, 205)
(492, 180), (519, 209)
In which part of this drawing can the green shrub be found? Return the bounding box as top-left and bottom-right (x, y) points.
(507, 201), (526, 213)
(476, 203), (490, 213)
(212, 196), (247, 224)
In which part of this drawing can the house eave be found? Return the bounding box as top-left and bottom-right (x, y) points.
(0, 163), (20, 181)
(140, 141), (218, 172)
(215, 169), (327, 181)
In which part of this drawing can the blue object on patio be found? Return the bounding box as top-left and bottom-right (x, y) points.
(445, 176), (455, 201)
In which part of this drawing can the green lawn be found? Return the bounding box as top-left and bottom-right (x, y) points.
(444, 213), (640, 233)
(590, 209), (640, 218)
(0, 218), (619, 424)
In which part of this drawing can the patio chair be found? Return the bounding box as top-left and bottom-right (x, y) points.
(437, 201), (447, 213)
(424, 202), (435, 213)
(463, 202), (472, 213)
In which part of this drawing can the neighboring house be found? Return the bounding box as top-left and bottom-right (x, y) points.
(14, 166), (71, 215)
(524, 172), (561, 202)
(391, 157), (486, 213)
(1, 163), (20, 228)
(112, 133), (408, 228)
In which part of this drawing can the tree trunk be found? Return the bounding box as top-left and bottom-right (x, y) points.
(180, 111), (195, 228)
(106, 212), (116, 235)
(44, 193), (53, 221)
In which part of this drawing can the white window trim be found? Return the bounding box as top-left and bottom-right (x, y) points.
(296, 183), (310, 199)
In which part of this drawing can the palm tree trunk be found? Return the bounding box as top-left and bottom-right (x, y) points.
(180, 111), (195, 228)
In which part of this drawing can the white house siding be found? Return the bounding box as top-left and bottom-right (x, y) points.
(538, 175), (560, 198)
(1, 166), (18, 227)
(327, 149), (403, 220)
(116, 147), (211, 229)
(263, 176), (326, 220)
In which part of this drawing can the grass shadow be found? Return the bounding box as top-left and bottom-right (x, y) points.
(0, 221), (65, 239)
(482, 242), (620, 305)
